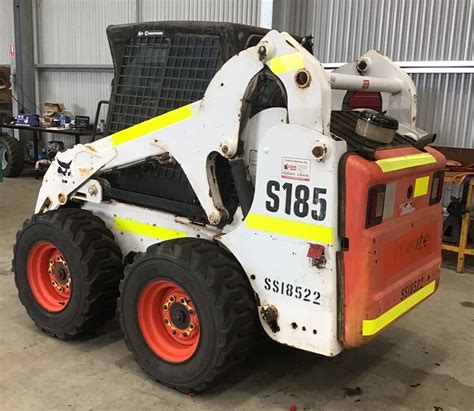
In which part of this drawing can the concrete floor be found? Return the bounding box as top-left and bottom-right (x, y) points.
(0, 176), (473, 411)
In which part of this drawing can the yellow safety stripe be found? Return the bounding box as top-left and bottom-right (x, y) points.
(111, 104), (193, 146)
(115, 217), (187, 240)
(362, 280), (436, 336)
(375, 153), (436, 173)
(245, 213), (334, 245)
(268, 52), (305, 75)
(414, 176), (430, 197)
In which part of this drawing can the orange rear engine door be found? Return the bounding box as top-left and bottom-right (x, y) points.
(341, 146), (446, 348)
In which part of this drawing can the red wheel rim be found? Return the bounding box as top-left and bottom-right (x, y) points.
(27, 241), (72, 312)
(138, 280), (200, 363)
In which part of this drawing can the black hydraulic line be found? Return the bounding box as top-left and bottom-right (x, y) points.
(229, 158), (255, 218)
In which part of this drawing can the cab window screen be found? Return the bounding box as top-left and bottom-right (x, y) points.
(109, 34), (223, 133)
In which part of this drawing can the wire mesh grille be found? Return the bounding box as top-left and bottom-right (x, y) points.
(109, 34), (223, 133)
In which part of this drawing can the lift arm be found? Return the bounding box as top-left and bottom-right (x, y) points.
(35, 30), (418, 223)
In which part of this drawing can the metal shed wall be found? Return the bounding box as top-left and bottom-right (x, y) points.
(35, 0), (136, 65)
(0, 0), (15, 65)
(414, 72), (473, 149)
(1, 0), (471, 148)
(285, 0), (472, 63)
(141, 0), (261, 25)
(38, 70), (114, 147)
(33, 0), (134, 139)
(34, 0), (262, 134)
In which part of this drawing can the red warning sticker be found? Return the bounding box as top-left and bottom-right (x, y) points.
(362, 79), (370, 89)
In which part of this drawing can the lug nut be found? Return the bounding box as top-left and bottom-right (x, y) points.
(183, 331), (189, 337)
(189, 323), (195, 330)
(163, 303), (168, 311)
(164, 318), (169, 324)
(171, 329), (177, 335)
(188, 308), (194, 315)
(179, 297), (185, 304)
(169, 296), (175, 302)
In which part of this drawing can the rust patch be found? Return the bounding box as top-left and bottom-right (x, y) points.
(57, 193), (67, 205)
(84, 144), (97, 152)
(261, 304), (279, 333)
(79, 167), (94, 178)
(294, 68), (312, 88)
(39, 197), (53, 213)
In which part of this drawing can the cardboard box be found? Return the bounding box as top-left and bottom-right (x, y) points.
(42, 102), (72, 126)
(43, 102), (65, 116)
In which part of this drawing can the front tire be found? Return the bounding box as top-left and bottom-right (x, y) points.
(119, 238), (258, 393)
(13, 208), (123, 338)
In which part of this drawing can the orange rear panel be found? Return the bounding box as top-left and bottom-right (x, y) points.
(341, 146), (446, 348)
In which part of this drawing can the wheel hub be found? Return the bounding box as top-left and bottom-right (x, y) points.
(27, 242), (72, 312)
(169, 302), (190, 329)
(162, 293), (198, 339)
(138, 280), (200, 363)
(49, 256), (71, 294)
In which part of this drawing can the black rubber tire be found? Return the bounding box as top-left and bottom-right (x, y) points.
(0, 133), (24, 177)
(118, 238), (259, 393)
(13, 208), (123, 339)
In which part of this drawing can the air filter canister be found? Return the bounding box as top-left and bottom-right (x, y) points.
(355, 109), (399, 144)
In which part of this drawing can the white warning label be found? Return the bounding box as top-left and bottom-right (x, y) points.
(281, 157), (311, 181)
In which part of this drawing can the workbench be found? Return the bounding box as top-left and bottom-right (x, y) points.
(0, 123), (102, 163)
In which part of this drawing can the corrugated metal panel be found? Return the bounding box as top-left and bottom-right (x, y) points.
(282, 0), (314, 37)
(38, 70), (113, 147)
(38, 71), (113, 117)
(36, 0), (136, 65)
(286, 0), (472, 63)
(141, 0), (261, 26)
(0, 0), (15, 64)
(412, 72), (473, 148)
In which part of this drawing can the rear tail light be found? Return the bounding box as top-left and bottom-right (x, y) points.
(429, 171), (444, 205)
(366, 184), (386, 228)
(342, 91), (383, 112)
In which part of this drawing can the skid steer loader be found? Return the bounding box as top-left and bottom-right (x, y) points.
(12, 22), (446, 393)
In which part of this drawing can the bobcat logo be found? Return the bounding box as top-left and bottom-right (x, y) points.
(57, 159), (72, 183)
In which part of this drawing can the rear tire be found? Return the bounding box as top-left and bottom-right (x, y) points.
(118, 238), (259, 393)
(13, 208), (123, 338)
(0, 133), (24, 177)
